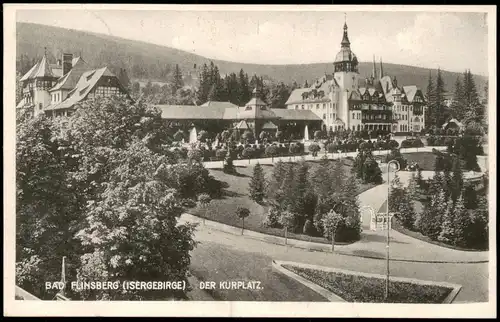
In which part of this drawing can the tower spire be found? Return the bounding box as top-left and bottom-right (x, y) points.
(341, 14), (350, 48)
(379, 57), (384, 78)
(372, 55), (377, 79)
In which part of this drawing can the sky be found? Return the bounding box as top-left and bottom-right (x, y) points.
(16, 7), (490, 76)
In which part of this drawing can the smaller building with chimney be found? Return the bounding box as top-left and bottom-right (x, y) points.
(17, 51), (130, 117)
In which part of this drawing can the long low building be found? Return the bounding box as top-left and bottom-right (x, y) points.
(155, 87), (323, 140)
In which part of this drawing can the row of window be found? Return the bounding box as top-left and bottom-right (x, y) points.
(36, 80), (56, 89)
(294, 103), (331, 110)
(51, 92), (63, 103)
(394, 114), (408, 121)
(352, 112), (361, 120)
(322, 113), (338, 120)
(364, 114), (389, 121)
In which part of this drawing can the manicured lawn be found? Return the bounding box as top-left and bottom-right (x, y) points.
(189, 241), (328, 301)
(189, 160), (376, 245)
(282, 265), (453, 303)
(402, 152), (437, 170)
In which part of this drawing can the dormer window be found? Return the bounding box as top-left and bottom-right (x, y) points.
(86, 71), (96, 81)
(245, 105), (252, 111)
(260, 105), (266, 110)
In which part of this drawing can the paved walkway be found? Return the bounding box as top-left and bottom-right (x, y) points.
(203, 146), (447, 169)
(189, 222), (488, 302)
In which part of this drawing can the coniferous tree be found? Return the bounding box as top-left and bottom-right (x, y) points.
(450, 156), (464, 202)
(434, 68), (448, 127)
(451, 76), (465, 120)
(249, 163), (266, 203)
(425, 70), (435, 128)
(438, 199), (455, 243)
(451, 194), (471, 247)
(171, 64), (184, 94)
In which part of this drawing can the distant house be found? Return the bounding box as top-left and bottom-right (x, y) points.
(17, 52), (131, 118)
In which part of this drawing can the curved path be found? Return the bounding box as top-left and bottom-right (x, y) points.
(188, 221), (488, 302)
(187, 145), (489, 302)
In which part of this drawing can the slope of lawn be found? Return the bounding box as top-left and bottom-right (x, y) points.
(401, 152), (437, 170)
(189, 159), (377, 244)
(282, 265), (453, 303)
(189, 241), (328, 301)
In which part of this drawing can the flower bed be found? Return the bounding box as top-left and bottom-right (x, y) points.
(282, 265), (454, 303)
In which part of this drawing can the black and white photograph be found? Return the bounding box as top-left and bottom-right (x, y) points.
(3, 4), (496, 318)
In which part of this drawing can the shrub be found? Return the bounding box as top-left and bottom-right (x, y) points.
(302, 219), (315, 236)
(187, 148), (204, 162)
(308, 143), (321, 157)
(242, 130), (255, 144)
(385, 149), (408, 169)
(173, 129), (185, 142)
(412, 138), (424, 148)
(242, 147), (255, 160)
(197, 130), (209, 142)
(265, 144), (278, 161)
(215, 148), (228, 160)
(223, 155), (236, 174)
(263, 207), (283, 228)
(401, 139), (413, 148)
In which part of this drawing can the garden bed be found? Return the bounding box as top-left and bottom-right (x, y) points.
(280, 264), (457, 303)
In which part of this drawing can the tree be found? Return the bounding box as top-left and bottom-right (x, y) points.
(435, 68), (448, 127)
(437, 199), (456, 244)
(197, 193), (211, 225)
(249, 163), (266, 203)
(308, 142), (321, 158)
(265, 144), (278, 162)
(425, 70), (435, 128)
(242, 130), (255, 144)
(279, 210), (296, 245)
(197, 130), (209, 143)
(236, 207), (250, 235)
(362, 155), (383, 184)
(415, 190), (447, 240)
(17, 96), (200, 300)
(118, 68), (131, 91)
(321, 209), (345, 251)
(450, 76), (465, 120)
(450, 156), (464, 202)
(267, 161), (287, 205)
(450, 194), (472, 247)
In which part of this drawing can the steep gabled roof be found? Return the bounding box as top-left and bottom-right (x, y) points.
(45, 67), (118, 111)
(20, 62), (40, 82)
(50, 57), (88, 91)
(402, 85), (418, 102)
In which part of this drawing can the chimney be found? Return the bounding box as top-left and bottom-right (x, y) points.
(62, 53), (73, 76)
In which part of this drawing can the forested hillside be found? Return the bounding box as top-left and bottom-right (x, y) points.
(17, 22), (487, 95)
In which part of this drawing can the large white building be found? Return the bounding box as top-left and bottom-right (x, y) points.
(285, 21), (427, 134)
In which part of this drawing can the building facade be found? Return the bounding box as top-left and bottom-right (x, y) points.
(285, 21), (427, 135)
(17, 52), (130, 117)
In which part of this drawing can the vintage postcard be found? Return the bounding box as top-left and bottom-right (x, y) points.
(3, 4), (496, 318)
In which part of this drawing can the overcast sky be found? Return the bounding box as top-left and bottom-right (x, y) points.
(16, 7), (489, 76)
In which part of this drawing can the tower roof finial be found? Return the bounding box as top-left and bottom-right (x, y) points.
(341, 16), (350, 47)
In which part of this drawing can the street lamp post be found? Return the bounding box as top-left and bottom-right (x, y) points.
(385, 159), (400, 302)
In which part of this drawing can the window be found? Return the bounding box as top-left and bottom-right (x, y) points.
(95, 86), (120, 97)
(323, 114), (326, 119)
(301, 105), (304, 109)
(352, 112), (355, 119)
(323, 103), (326, 109)
(296, 105), (299, 109)
(410, 106), (413, 112)
(316, 104), (320, 109)
(39, 103), (43, 110)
